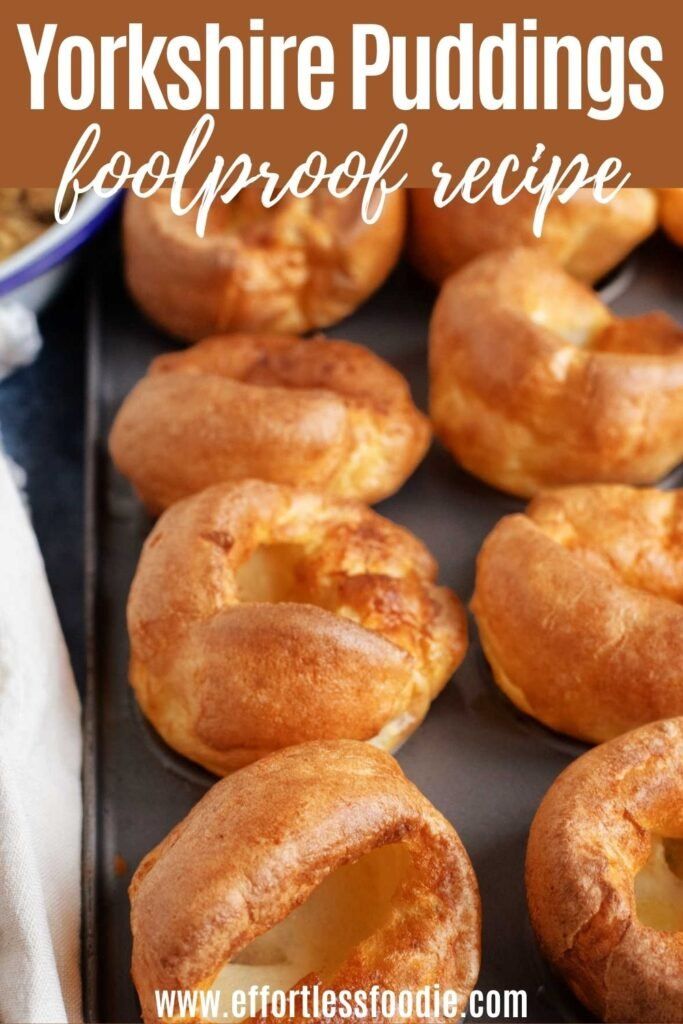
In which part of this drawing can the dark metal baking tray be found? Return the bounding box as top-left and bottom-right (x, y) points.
(83, 226), (682, 1024)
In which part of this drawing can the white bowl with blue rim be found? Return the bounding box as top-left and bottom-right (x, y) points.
(0, 193), (121, 312)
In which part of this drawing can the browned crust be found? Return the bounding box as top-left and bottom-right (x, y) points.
(526, 718), (683, 1022)
(472, 485), (683, 742)
(659, 188), (683, 247)
(409, 187), (657, 285)
(127, 480), (467, 773)
(429, 247), (683, 497)
(123, 189), (407, 340)
(130, 741), (481, 1024)
(109, 333), (431, 513)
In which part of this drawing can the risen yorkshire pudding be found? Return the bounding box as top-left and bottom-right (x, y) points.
(430, 247), (683, 496)
(123, 188), (406, 340)
(472, 485), (683, 743)
(109, 333), (430, 514)
(527, 718), (683, 1023)
(410, 186), (656, 285)
(128, 480), (467, 774)
(130, 741), (482, 1024)
(659, 188), (683, 246)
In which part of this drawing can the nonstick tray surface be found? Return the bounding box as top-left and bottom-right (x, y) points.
(84, 227), (682, 1023)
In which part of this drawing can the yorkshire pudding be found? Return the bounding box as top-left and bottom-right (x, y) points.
(659, 188), (683, 247)
(109, 333), (430, 514)
(127, 480), (467, 774)
(123, 188), (406, 340)
(527, 717), (683, 1023)
(429, 247), (683, 496)
(410, 187), (656, 285)
(130, 740), (481, 1024)
(472, 484), (683, 743)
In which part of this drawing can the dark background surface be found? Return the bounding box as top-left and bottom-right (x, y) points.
(0, 265), (87, 691)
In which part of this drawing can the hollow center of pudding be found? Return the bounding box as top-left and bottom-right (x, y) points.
(527, 298), (683, 356)
(235, 543), (312, 604)
(525, 285), (612, 348)
(210, 843), (410, 1022)
(635, 835), (683, 932)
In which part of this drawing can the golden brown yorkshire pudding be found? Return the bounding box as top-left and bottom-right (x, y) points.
(472, 485), (683, 743)
(659, 188), (683, 246)
(527, 718), (683, 1023)
(109, 333), (430, 514)
(123, 188), (406, 340)
(128, 480), (467, 774)
(410, 187), (656, 285)
(429, 247), (683, 497)
(130, 741), (482, 1024)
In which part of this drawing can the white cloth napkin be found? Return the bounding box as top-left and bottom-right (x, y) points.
(0, 451), (82, 1023)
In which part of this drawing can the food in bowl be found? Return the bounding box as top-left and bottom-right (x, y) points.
(0, 189), (58, 262)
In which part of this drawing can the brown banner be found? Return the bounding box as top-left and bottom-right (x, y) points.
(0, 0), (681, 186)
